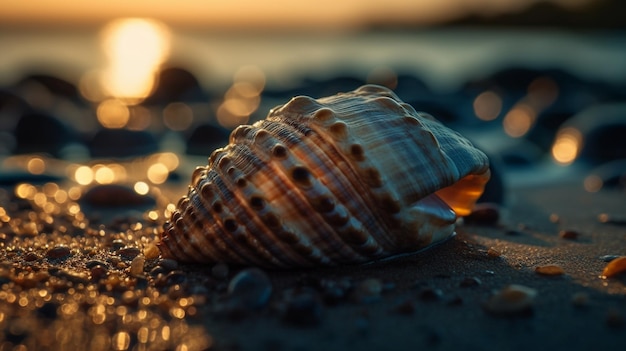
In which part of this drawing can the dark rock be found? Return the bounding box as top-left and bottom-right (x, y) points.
(464, 203), (500, 225)
(87, 128), (158, 158)
(226, 268), (272, 310)
(46, 245), (71, 260)
(81, 184), (156, 208)
(14, 111), (77, 157)
(186, 123), (231, 156)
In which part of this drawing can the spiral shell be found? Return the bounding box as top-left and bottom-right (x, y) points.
(159, 85), (490, 268)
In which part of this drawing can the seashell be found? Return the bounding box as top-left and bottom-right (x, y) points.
(158, 85), (490, 268)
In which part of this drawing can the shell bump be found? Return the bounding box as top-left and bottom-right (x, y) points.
(159, 85), (490, 268)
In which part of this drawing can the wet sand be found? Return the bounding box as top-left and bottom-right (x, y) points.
(1, 172), (624, 351)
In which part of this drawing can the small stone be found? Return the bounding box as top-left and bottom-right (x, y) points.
(111, 239), (125, 251)
(46, 245), (71, 260)
(158, 258), (179, 272)
(571, 292), (589, 307)
(144, 244), (160, 259)
(90, 265), (108, 282)
(601, 256), (626, 278)
(211, 263), (229, 280)
(281, 288), (324, 327)
(559, 230), (580, 240)
(483, 284), (537, 316)
(459, 277), (482, 288)
(535, 264), (565, 276)
(227, 268), (272, 310)
(85, 260), (109, 269)
(352, 278), (382, 303)
(418, 287), (443, 301)
(118, 246), (141, 260)
(23, 251), (41, 262)
(130, 255), (145, 277)
(463, 203), (500, 225)
(487, 248), (501, 258)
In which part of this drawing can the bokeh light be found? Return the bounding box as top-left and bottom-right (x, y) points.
(99, 18), (171, 102)
(551, 127), (583, 165)
(473, 90), (502, 121)
(26, 157), (46, 174)
(502, 103), (536, 138)
(97, 99), (130, 128)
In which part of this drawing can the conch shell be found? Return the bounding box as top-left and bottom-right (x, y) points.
(159, 85), (490, 268)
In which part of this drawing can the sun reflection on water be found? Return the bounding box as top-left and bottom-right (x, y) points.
(98, 18), (171, 103)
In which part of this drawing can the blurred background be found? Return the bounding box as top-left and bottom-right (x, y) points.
(1, 0), (625, 198)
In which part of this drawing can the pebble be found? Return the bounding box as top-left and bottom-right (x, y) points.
(23, 251), (41, 262)
(483, 284), (537, 316)
(463, 203), (500, 225)
(82, 185), (156, 208)
(487, 248), (502, 258)
(559, 230), (580, 240)
(158, 258), (180, 272)
(535, 264), (565, 276)
(130, 256), (146, 277)
(118, 246), (141, 260)
(89, 265), (108, 282)
(144, 244), (161, 259)
(600, 256), (626, 278)
(46, 245), (71, 260)
(459, 277), (482, 288)
(226, 268), (273, 310)
(417, 287), (443, 301)
(281, 288), (324, 327)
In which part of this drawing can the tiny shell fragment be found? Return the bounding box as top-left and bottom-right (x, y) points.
(601, 256), (626, 278)
(535, 264), (565, 276)
(483, 284), (537, 316)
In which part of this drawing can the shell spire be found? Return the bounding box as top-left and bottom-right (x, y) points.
(159, 84), (490, 268)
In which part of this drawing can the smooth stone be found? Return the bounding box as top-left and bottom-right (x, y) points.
(227, 268), (272, 310)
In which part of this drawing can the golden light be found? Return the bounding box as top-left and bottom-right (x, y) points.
(93, 165), (116, 184)
(99, 18), (171, 102)
(234, 65), (266, 94)
(473, 91), (502, 121)
(74, 166), (94, 185)
(27, 157), (46, 175)
(163, 102), (194, 131)
(134, 181), (150, 195)
(97, 99), (130, 128)
(127, 105), (153, 131)
(147, 163), (169, 184)
(551, 127), (583, 165)
(155, 152), (180, 171)
(502, 103), (536, 138)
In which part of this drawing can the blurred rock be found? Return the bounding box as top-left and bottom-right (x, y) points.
(143, 66), (209, 104)
(16, 73), (81, 102)
(81, 184), (156, 208)
(185, 123), (231, 156)
(14, 111), (77, 157)
(88, 128), (159, 158)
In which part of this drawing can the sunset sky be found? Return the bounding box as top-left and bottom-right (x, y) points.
(1, 0), (592, 29)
